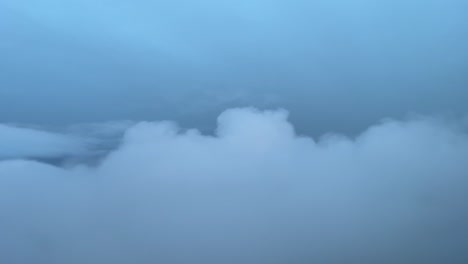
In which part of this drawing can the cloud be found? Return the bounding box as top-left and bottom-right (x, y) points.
(0, 108), (467, 263)
(0, 124), (88, 160)
(0, 121), (137, 166)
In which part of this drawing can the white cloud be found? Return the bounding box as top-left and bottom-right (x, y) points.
(0, 108), (467, 263)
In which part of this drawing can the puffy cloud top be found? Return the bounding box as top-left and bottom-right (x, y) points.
(1, 108), (467, 263)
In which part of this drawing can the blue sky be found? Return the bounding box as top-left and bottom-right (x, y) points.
(1, 0), (467, 134)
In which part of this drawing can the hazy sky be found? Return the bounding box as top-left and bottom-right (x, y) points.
(1, 0), (467, 134)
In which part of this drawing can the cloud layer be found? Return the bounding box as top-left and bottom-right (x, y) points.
(0, 124), (88, 160)
(1, 108), (468, 263)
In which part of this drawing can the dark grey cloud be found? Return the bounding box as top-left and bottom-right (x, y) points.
(1, 108), (467, 263)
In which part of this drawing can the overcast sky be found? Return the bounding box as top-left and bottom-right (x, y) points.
(1, 0), (467, 134)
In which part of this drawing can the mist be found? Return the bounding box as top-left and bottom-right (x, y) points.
(1, 108), (468, 263)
